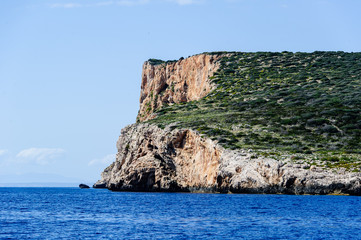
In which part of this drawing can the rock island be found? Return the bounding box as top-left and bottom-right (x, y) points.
(94, 52), (361, 195)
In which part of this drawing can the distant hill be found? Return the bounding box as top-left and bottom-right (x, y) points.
(0, 182), (88, 187)
(0, 172), (92, 187)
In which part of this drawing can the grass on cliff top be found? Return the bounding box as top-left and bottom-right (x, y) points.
(147, 58), (178, 65)
(146, 51), (361, 165)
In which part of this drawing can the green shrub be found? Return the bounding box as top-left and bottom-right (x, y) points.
(147, 51), (361, 154)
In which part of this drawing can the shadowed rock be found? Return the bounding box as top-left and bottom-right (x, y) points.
(94, 123), (361, 195)
(95, 53), (361, 196)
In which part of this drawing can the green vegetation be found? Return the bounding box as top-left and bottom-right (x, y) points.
(147, 51), (361, 168)
(148, 58), (177, 65)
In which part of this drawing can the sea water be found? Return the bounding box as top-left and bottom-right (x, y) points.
(1, 188), (361, 239)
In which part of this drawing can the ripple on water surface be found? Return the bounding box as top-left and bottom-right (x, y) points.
(0, 188), (361, 239)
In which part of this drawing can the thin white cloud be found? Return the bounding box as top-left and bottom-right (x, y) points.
(94, 1), (114, 6)
(0, 150), (7, 156)
(49, 0), (202, 8)
(50, 3), (82, 8)
(167, 0), (203, 5)
(49, 0), (148, 8)
(16, 148), (65, 165)
(88, 154), (115, 166)
(116, 0), (150, 6)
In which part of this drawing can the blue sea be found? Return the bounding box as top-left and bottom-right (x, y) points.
(1, 188), (361, 239)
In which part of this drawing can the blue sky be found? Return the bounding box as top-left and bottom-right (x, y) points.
(1, 0), (361, 185)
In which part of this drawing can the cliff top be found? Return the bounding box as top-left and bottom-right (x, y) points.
(95, 51), (361, 193)
(144, 51), (361, 168)
(145, 52), (228, 66)
(138, 53), (225, 122)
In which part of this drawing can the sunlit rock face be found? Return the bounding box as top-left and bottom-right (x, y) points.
(94, 53), (361, 196)
(94, 123), (361, 195)
(137, 54), (224, 122)
(94, 124), (221, 192)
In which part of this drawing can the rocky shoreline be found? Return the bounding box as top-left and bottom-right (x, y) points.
(94, 53), (361, 196)
(94, 123), (361, 195)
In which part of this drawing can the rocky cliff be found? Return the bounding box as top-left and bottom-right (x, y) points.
(94, 52), (361, 195)
(94, 123), (361, 195)
(137, 54), (224, 122)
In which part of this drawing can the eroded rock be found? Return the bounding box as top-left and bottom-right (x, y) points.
(94, 123), (361, 195)
(138, 54), (226, 122)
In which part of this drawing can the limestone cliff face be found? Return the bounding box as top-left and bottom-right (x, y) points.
(95, 123), (221, 191)
(137, 54), (224, 122)
(94, 53), (361, 195)
(94, 123), (361, 195)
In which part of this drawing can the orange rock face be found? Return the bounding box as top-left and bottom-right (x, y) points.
(137, 54), (224, 122)
(94, 123), (361, 195)
(94, 53), (361, 195)
(93, 123), (222, 192)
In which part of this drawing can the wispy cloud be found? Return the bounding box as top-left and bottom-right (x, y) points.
(0, 150), (7, 157)
(88, 154), (115, 166)
(49, 0), (148, 8)
(16, 148), (65, 165)
(49, 0), (202, 8)
(94, 1), (115, 6)
(116, 0), (150, 6)
(167, 0), (203, 5)
(50, 3), (82, 8)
